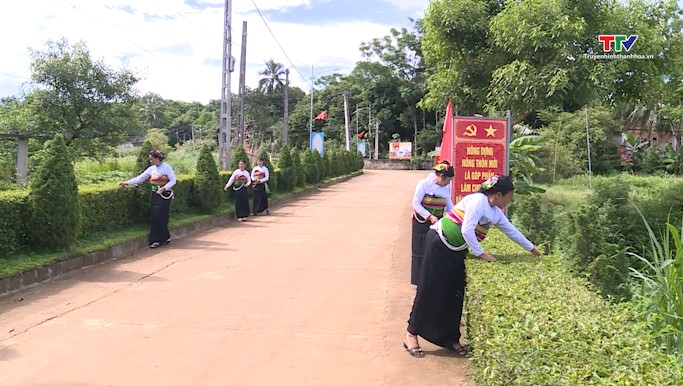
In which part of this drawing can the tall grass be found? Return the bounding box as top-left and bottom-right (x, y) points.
(630, 211), (683, 356)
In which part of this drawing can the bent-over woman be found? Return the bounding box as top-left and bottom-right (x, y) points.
(404, 175), (541, 358)
(224, 160), (251, 222)
(410, 163), (455, 285)
(251, 157), (270, 215)
(119, 149), (176, 248)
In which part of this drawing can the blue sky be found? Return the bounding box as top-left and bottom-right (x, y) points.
(0, 0), (428, 103)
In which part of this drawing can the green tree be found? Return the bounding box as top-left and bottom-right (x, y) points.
(258, 59), (286, 94)
(139, 93), (166, 129)
(290, 147), (305, 187)
(231, 145), (251, 170)
(301, 149), (318, 183)
(25, 39), (139, 157)
(194, 145), (222, 213)
(360, 23), (427, 152)
(278, 145), (295, 190)
(27, 134), (80, 249)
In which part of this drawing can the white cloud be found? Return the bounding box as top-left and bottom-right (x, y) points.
(0, 0), (426, 103)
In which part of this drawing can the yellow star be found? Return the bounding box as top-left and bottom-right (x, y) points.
(485, 125), (497, 137)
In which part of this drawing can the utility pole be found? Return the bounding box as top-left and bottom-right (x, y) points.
(218, 0), (234, 170)
(343, 91), (351, 151)
(309, 64), (314, 151)
(374, 120), (379, 160)
(283, 68), (290, 145)
(237, 21), (247, 146)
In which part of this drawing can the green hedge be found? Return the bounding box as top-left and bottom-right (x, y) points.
(467, 230), (683, 385)
(0, 150), (363, 256)
(0, 190), (29, 256)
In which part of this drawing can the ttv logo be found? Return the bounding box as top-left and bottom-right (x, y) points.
(598, 35), (638, 52)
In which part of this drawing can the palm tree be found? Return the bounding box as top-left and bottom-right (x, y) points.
(139, 93), (165, 128)
(258, 59), (286, 94)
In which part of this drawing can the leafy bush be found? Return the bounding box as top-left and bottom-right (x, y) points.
(467, 231), (683, 385)
(0, 190), (29, 255)
(193, 145), (222, 213)
(510, 193), (556, 253)
(301, 149), (317, 184)
(277, 145), (295, 190)
(290, 147), (305, 187)
(27, 134), (81, 249)
(231, 145), (251, 170)
(555, 204), (631, 301)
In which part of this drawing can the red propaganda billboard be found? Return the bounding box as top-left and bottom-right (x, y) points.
(451, 117), (509, 204)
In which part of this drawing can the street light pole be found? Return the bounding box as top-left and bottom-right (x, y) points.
(309, 64), (314, 151)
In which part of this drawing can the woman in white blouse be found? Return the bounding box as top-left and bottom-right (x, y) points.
(251, 157), (270, 216)
(224, 160), (252, 222)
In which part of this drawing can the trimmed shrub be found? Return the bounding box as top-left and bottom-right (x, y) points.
(278, 145), (295, 190)
(27, 134), (81, 249)
(194, 145), (222, 213)
(320, 150), (330, 179)
(467, 230), (683, 385)
(0, 190), (29, 255)
(231, 145), (251, 170)
(290, 147), (305, 187)
(312, 149), (324, 182)
(301, 150), (319, 184)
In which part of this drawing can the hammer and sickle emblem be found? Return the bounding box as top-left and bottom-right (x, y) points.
(463, 124), (477, 137)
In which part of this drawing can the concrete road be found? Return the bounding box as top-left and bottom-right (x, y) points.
(0, 170), (470, 386)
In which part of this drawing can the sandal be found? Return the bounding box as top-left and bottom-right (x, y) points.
(403, 342), (426, 358)
(450, 344), (471, 357)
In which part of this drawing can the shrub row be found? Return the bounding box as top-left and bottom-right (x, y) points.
(511, 175), (683, 301)
(467, 231), (683, 385)
(0, 147), (364, 257)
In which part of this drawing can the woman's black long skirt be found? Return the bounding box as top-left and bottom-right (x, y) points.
(252, 183), (269, 214)
(234, 187), (250, 219)
(407, 229), (467, 349)
(149, 192), (171, 244)
(411, 214), (431, 285)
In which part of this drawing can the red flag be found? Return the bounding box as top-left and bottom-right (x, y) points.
(314, 110), (327, 120)
(435, 100), (453, 165)
(358, 130), (367, 139)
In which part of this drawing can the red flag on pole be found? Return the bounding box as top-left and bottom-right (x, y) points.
(314, 110), (328, 120)
(435, 100), (453, 165)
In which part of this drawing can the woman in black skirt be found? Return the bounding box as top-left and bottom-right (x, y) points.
(251, 156), (270, 215)
(410, 163), (454, 285)
(120, 149), (176, 248)
(224, 160), (252, 222)
(404, 175), (542, 358)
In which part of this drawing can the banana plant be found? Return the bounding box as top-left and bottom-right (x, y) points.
(509, 125), (546, 195)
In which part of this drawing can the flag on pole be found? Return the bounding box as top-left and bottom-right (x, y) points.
(314, 110), (328, 120)
(435, 100), (453, 165)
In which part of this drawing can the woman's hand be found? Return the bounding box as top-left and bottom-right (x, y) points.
(223, 185), (229, 192)
(156, 187), (166, 195)
(530, 246), (542, 256)
(428, 215), (438, 224)
(119, 182), (128, 187)
(478, 252), (496, 261)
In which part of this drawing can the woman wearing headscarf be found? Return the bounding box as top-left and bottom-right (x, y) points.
(404, 175), (542, 358)
(251, 156), (270, 216)
(410, 163), (455, 285)
(119, 149), (176, 248)
(224, 160), (252, 222)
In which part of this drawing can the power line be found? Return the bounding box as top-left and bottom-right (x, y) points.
(250, 0), (311, 88)
(62, 0), (175, 67)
